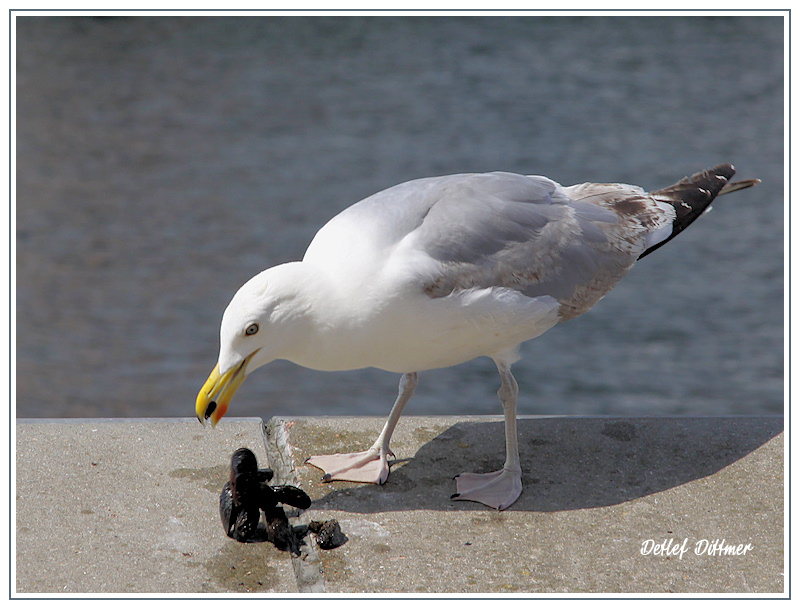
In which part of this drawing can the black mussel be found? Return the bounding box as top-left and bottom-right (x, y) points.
(263, 505), (303, 556)
(221, 448), (263, 542)
(256, 482), (277, 509)
(219, 446), (322, 552)
(219, 480), (235, 535)
(229, 448), (261, 505)
(272, 485), (312, 510)
(308, 519), (348, 550)
(220, 480), (261, 542)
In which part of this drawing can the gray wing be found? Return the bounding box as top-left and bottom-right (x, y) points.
(404, 172), (672, 321)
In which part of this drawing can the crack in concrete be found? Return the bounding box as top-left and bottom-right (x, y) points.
(262, 418), (326, 593)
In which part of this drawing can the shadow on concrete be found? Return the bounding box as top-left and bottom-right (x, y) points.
(304, 416), (783, 513)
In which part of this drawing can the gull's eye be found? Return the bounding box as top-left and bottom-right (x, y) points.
(244, 323), (259, 336)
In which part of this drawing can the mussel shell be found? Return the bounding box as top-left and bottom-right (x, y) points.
(221, 447), (311, 548)
(257, 481), (278, 509)
(231, 470), (261, 506)
(272, 485), (312, 510)
(219, 481), (235, 535)
(263, 505), (303, 555)
(220, 480), (261, 542)
(230, 447), (259, 475)
(308, 519), (348, 550)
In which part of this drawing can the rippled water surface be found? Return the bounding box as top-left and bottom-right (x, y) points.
(16, 16), (784, 420)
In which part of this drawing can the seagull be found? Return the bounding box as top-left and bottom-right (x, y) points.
(196, 163), (758, 510)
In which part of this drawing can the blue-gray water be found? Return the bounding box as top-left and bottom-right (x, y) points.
(16, 16), (783, 421)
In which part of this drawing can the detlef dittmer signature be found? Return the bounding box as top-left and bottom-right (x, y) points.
(640, 538), (754, 560)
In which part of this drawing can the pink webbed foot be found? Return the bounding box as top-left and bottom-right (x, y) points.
(451, 467), (522, 510)
(305, 448), (394, 485)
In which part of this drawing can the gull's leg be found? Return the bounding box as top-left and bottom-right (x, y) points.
(451, 360), (523, 510)
(305, 372), (418, 484)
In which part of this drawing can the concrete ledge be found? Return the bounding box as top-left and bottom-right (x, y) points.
(15, 416), (784, 595)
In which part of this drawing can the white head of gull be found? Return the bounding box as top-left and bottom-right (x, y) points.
(197, 164), (758, 510)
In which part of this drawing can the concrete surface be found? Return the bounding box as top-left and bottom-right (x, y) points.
(15, 418), (300, 594)
(15, 416), (784, 596)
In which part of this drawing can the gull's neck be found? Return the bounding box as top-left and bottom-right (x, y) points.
(258, 261), (380, 371)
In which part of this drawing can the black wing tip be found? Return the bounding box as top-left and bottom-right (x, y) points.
(707, 162), (735, 179)
(639, 163), (752, 260)
(656, 163), (737, 201)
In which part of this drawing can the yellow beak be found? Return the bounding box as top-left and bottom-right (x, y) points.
(196, 353), (256, 427)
